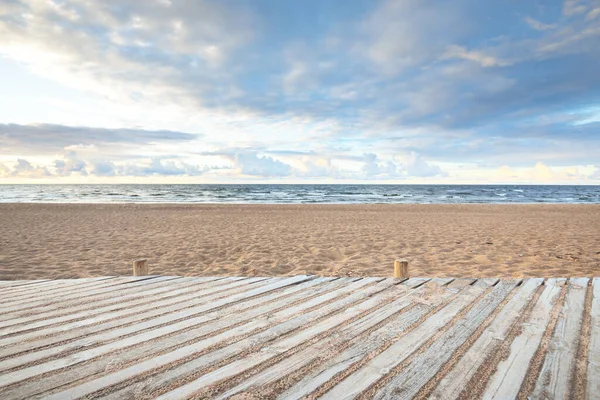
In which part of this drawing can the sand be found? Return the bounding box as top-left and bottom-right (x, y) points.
(0, 203), (598, 280)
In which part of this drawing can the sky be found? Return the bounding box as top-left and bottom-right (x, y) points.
(0, 0), (599, 184)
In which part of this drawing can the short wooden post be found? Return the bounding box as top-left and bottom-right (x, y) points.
(394, 259), (408, 279)
(133, 259), (149, 276)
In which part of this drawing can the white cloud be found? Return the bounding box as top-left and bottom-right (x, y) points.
(563, 0), (591, 16)
(442, 45), (510, 67)
(0, 123), (200, 155)
(10, 158), (51, 178)
(361, 153), (402, 178)
(0, 1), (598, 184)
(362, 0), (464, 74)
(0, 0), (256, 105)
(54, 151), (87, 176)
(587, 7), (600, 19)
(295, 156), (339, 178)
(360, 152), (445, 179)
(232, 151), (293, 177)
(0, 162), (11, 177)
(524, 17), (556, 31)
(283, 61), (311, 93)
(405, 152), (446, 177)
(90, 160), (118, 177)
(495, 162), (590, 182)
(121, 158), (206, 176)
(2, 154), (208, 178)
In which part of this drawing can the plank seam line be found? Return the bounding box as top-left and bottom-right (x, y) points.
(413, 280), (523, 399)
(0, 278), (235, 345)
(571, 278), (594, 400)
(0, 278), (294, 355)
(184, 286), (424, 398)
(302, 282), (471, 399)
(0, 279), (337, 370)
(145, 283), (405, 398)
(213, 282), (451, 398)
(117, 276), (164, 285)
(1, 276), (121, 296)
(516, 281), (568, 398)
(0, 279), (293, 366)
(0, 276), (188, 318)
(0, 277), (120, 302)
(0, 278), (273, 339)
(0, 279), (317, 394)
(0, 278), (143, 308)
(65, 280), (391, 399)
(456, 281), (546, 398)
(0, 276), (192, 320)
(357, 284), (495, 399)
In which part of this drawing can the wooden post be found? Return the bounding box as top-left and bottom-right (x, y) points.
(394, 259), (408, 279)
(133, 259), (149, 276)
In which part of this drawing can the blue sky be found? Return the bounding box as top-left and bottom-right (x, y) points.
(0, 0), (599, 183)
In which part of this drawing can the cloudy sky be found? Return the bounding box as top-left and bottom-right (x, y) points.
(1, 0), (599, 183)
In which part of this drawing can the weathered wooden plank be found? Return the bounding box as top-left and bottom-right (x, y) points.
(0, 276), (314, 394)
(0, 277), (114, 297)
(0, 275), (222, 324)
(0, 277), (337, 371)
(0, 276), (187, 323)
(42, 278), (390, 400)
(588, 277), (600, 400)
(0, 279), (69, 294)
(429, 278), (544, 399)
(278, 281), (466, 400)
(373, 279), (520, 399)
(0, 278), (112, 303)
(474, 278), (501, 287)
(134, 280), (410, 400)
(0, 280), (39, 288)
(1, 276), (185, 320)
(0, 276), (121, 303)
(481, 278), (565, 399)
(0, 277), (264, 348)
(0, 277), (259, 336)
(217, 279), (454, 399)
(0, 276), (156, 307)
(7, 278), (348, 399)
(0, 275), (168, 315)
(0, 277), (339, 361)
(446, 278), (476, 291)
(430, 277), (455, 286)
(78, 279), (357, 400)
(530, 277), (588, 399)
(317, 284), (487, 400)
(0, 275), (594, 400)
(398, 277), (431, 288)
(0, 276), (194, 329)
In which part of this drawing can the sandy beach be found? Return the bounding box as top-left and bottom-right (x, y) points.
(0, 203), (598, 280)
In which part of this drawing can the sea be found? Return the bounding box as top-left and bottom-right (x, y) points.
(0, 184), (598, 204)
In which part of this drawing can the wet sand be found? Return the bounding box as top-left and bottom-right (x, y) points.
(0, 203), (598, 280)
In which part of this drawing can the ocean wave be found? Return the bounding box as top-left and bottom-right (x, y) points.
(1, 184), (598, 204)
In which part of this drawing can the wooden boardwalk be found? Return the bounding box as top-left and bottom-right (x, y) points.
(0, 275), (598, 399)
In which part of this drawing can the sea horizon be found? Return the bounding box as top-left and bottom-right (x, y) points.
(1, 184), (598, 204)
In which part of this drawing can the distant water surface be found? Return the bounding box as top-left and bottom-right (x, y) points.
(0, 184), (598, 204)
